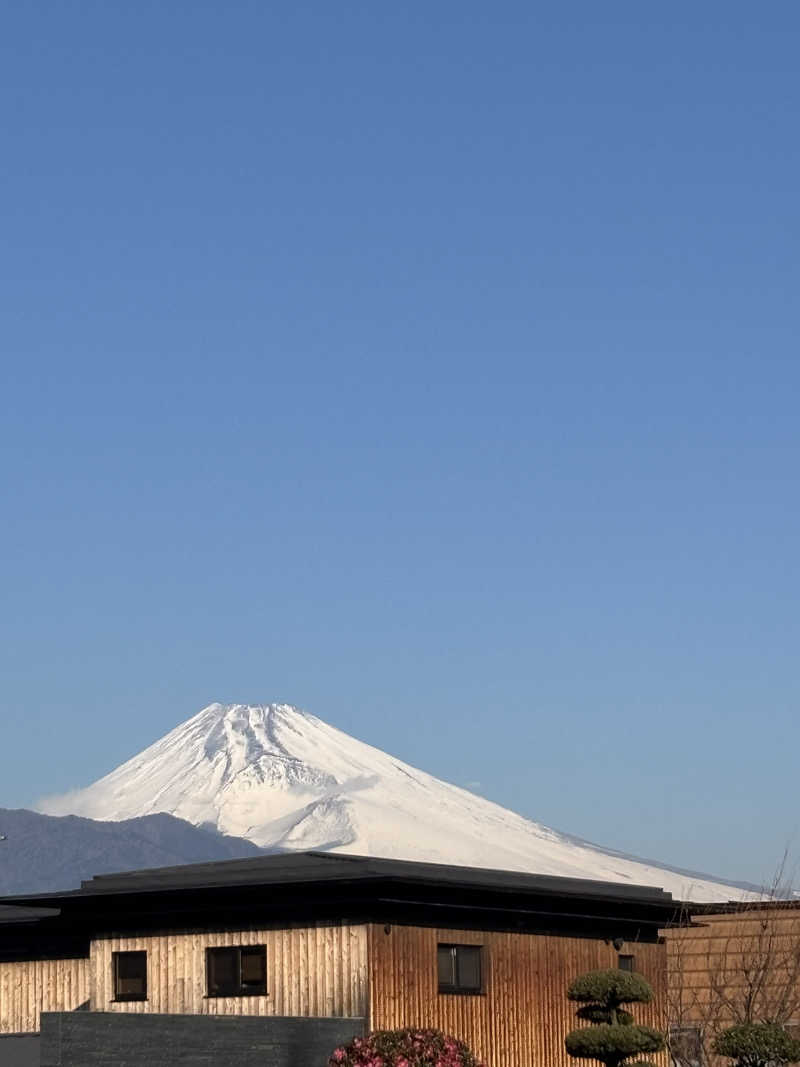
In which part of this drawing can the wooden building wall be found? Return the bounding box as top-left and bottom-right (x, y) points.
(662, 906), (800, 1028)
(0, 957), (90, 1034)
(90, 923), (368, 1018)
(1, 915), (675, 1067)
(367, 924), (667, 1067)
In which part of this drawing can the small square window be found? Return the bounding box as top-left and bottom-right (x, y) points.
(618, 954), (635, 972)
(437, 944), (482, 994)
(113, 951), (147, 1001)
(207, 945), (267, 997)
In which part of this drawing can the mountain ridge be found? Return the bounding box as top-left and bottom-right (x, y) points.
(0, 807), (263, 895)
(37, 701), (755, 902)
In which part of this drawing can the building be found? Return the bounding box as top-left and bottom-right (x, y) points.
(662, 900), (800, 1067)
(0, 851), (677, 1066)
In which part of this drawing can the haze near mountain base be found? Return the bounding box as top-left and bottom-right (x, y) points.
(39, 702), (749, 902)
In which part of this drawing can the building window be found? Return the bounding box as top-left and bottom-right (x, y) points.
(669, 1025), (703, 1067)
(206, 945), (267, 997)
(113, 951), (147, 1001)
(437, 944), (482, 994)
(618, 954), (635, 972)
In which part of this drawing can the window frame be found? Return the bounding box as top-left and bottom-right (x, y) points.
(669, 1024), (704, 1067)
(112, 950), (148, 1003)
(437, 943), (484, 996)
(206, 944), (268, 998)
(618, 953), (635, 972)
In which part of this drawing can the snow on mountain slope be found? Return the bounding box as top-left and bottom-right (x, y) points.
(39, 702), (750, 902)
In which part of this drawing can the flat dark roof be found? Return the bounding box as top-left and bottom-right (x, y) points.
(2, 849), (674, 906)
(0, 852), (687, 950)
(0, 904), (59, 924)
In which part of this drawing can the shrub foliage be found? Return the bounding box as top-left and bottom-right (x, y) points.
(712, 1023), (800, 1067)
(568, 971), (654, 1010)
(328, 1027), (485, 1067)
(576, 1005), (635, 1026)
(565, 968), (664, 1067)
(566, 1024), (664, 1061)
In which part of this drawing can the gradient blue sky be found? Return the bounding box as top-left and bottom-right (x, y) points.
(2, 3), (798, 885)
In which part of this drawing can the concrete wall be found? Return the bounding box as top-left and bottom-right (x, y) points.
(0, 1033), (41, 1066)
(39, 1011), (364, 1067)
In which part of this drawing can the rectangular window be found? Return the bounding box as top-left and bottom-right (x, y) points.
(207, 945), (267, 997)
(113, 950), (147, 1001)
(669, 1025), (703, 1067)
(618, 954), (635, 972)
(437, 944), (482, 994)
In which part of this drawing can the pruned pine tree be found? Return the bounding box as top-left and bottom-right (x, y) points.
(565, 969), (665, 1067)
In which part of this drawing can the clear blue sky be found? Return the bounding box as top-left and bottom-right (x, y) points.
(2, 2), (798, 886)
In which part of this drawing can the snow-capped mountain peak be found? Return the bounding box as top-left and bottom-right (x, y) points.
(39, 702), (751, 902)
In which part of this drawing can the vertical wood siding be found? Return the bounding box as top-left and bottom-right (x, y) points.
(0, 958), (90, 1034)
(367, 925), (667, 1067)
(90, 924), (368, 1018)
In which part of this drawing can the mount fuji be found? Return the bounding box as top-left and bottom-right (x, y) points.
(38, 702), (750, 902)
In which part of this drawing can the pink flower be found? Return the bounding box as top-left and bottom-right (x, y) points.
(330, 1026), (483, 1067)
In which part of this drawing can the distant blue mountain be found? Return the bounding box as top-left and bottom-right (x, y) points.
(0, 807), (263, 895)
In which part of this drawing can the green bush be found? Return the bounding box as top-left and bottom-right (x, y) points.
(576, 1005), (635, 1026)
(566, 1024), (664, 1062)
(568, 970), (654, 1008)
(565, 968), (665, 1067)
(712, 1023), (800, 1067)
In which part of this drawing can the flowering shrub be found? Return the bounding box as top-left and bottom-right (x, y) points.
(329, 1026), (485, 1067)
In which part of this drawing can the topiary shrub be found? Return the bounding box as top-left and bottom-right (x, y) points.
(565, 1024), (664, 1064)
(328, 1027), (485, 1067)
(565, 968), (665, 1067)
(712, 1023), (800, 1067)
(577, 1006), (636, 1026)
(568, 971), (655, 1018)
